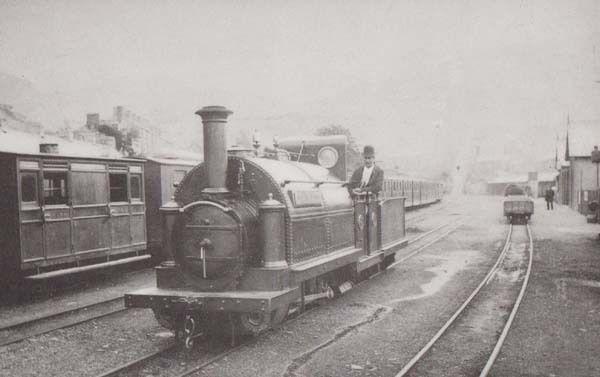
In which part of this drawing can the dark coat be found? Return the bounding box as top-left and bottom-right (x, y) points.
(545, 189), (555, 201)
(348, 165), (384, 194)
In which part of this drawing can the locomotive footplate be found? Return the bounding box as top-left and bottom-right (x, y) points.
(357, 237), (408, 272)
(124, 287), (300, 313)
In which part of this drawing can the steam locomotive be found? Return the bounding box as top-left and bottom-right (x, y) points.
(125, 106), (442, 346)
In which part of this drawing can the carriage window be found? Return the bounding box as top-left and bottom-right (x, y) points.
(109, 173), (128, 202)
(21, 173), (38, 203)
(130, 174), (142, 201)
(43, 172), (68, 205)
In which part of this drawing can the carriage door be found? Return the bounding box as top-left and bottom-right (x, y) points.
(41, 161), (71, 258)
(129, 166), (146, 248)
(108, 166), (131, 250)
(70, 163), (110, 255)
(19, 160), (44, 262)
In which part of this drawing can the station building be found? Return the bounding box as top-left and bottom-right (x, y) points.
(487, 171), (558, 197)
(557, 122), (600, 215)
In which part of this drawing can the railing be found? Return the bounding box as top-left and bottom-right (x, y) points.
(280, 179), (346, 188)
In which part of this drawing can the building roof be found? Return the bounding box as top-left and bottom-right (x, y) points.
(566, 122), (600, 158)
(151, 148), (203, 162)
(145, 156), (200, 166)
(538, 171), (559, 182)
(488, 175), (528, 184)
(488, 171), (558, 184)
(0, 128), (124, 159)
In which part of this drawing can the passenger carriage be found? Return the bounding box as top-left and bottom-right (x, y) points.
(0, 149), (147, 283)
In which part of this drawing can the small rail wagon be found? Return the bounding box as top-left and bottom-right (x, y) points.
(503, 184), (534, 224)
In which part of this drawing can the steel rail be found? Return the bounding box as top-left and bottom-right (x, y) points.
(95, 303), (317, 377)
(173, 304), (324, 377)
(0, 297), (128, 347)
(479, 223), (533, 376)
(389, 220), (464, 269)
(395, 224), (514, 377)
(406, 219), (456, 246)
(405, 213), (428, 226)
(94, 343), (179, 377)
(92, 202), (453, 377)
(175, 345), (246, 377)
(172, 211), (460, 377)
(0, 296), (119, 332)
(405, 203), (447, 220)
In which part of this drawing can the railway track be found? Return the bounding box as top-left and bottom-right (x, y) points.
(1, 204), (457, 376)
(0, 207), (449, 350)
(405, 203), (448, 226)
(395, 223), (534, 377)
(0, 296), (128, 347)
(94, 307), (316, 377)
(93, 215), (465, 377)
(0, 266), (156, 347)
(389, 216), (465, 269)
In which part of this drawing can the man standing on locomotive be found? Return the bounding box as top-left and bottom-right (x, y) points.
(348, 145), (384, 197)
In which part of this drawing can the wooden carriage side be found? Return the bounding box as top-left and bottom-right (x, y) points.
(1, 151), (147, 277)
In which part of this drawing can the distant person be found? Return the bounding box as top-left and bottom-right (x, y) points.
(545, 188), (555, 210)
(348, 145), (384, 197)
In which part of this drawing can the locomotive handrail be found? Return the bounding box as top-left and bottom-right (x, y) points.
(179, 200), (233, 213)
(280, 179), (346, 188)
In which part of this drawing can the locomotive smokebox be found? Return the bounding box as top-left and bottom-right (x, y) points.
(195, 106), (233, 193)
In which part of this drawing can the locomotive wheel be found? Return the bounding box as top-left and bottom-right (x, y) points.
(381, 254), (395, 270)
(237, 305), (290, 334)
(237, 311), (270, 335)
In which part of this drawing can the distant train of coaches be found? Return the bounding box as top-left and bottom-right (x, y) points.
(0, 143), (442, 283)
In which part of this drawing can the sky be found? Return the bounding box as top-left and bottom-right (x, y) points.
(0, 0), (599, 175)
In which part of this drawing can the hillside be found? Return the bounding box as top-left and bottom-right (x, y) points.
(0, 72), (70, 130)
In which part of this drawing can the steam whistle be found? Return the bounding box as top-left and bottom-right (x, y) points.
(252, 129), (261, 155)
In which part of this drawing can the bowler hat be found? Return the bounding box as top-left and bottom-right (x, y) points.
(363, 145), (375, 157)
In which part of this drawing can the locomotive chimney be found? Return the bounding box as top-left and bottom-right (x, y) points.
(195, 106), (233, 193)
